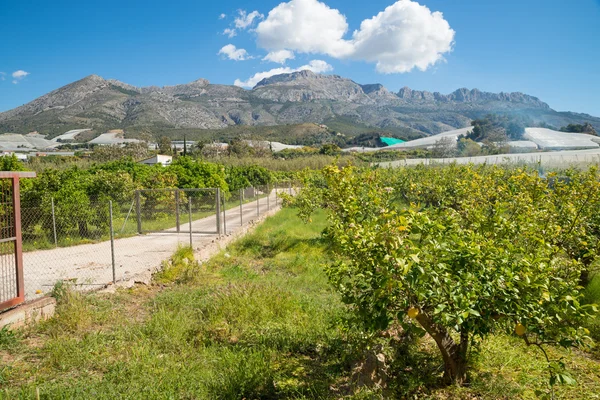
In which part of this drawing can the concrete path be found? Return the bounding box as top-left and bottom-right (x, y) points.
(23, 190), (287, 300)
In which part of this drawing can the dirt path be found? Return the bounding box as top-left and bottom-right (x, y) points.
(23, 190), (285, 300)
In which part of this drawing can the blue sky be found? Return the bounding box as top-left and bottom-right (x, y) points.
(1, 0), (599, 116)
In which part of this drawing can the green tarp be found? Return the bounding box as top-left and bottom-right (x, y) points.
(380, 137), (405, 146)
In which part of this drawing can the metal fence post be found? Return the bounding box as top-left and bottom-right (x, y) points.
(51, 197), (58, 247)
(289, 181), (292, 195)
(136, 191), (142, 234)
(109, 200), (116, 284)
(256, 187), (259, 217)
(239, 188), (243, 226)
(175, 189), (180, 233)
(222, 194), (227, 235)
(216, 188), (222, 235)
(267, 184), (270, 211)
(188, 197), (193, 248)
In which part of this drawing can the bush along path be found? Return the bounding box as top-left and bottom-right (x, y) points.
(1, 207), (599, 398)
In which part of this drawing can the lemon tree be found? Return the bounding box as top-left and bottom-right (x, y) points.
(293, 164), (598, 386)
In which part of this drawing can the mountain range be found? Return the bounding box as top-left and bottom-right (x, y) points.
(0, 70), (598, 141)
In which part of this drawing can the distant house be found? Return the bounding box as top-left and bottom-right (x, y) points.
(0, 152), (28, 161)
(138, 154), (173, 166)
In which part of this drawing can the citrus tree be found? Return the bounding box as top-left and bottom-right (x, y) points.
(292, 164), (597, 386)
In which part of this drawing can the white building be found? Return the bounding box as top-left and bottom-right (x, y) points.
(138, 154), (173, 166)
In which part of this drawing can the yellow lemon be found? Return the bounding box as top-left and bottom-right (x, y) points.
(515, 323), (526, 336)
(407, 307), (419, 319)
(35, 290), (42, 294)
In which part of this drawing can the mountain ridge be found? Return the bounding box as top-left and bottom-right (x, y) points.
(0, 71), (597, 139)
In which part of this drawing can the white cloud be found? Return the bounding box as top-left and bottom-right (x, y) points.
(350, 1), (455, 73)
(11, 70), (29, 84)
(256, 0), (352, 58)
(12, 70), (29, 79)
(262, 50), (295, 64)
(234, 10), (264, 29)
(219, 13), (226, 19)
(218, 44), (251, 61)
(254, 0), (455, 74)
(234, 59), (333, 88)
(222, 9), (264, 39)
(0, 72), (5, 81)
(223, 28), (236, 38)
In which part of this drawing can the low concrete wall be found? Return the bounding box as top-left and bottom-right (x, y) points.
(0, 297), (56, 330)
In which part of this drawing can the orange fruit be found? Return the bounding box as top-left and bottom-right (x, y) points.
(407, 307), (419, 319)
(515, 323), (526, 336)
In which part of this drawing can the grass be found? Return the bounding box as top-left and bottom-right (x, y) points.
(1, 208), (599, 399)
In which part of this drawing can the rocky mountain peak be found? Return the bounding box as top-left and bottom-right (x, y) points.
(81, 74), (105, 83)
(254, 70), (320, 88)
(0, 71), (587, 138)
(251, 71), (371, 103)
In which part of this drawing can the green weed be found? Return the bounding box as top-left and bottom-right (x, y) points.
(2, 208), (600, 399)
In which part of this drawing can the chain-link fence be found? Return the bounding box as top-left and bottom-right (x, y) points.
(20, 184), (295, 302)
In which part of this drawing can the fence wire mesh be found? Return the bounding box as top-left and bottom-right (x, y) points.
(0, 182), (17, 306)
(18, 184), (292, 302)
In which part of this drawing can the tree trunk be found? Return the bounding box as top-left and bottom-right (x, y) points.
(78, 221), (89, 238)
(415, 313), (469, 385)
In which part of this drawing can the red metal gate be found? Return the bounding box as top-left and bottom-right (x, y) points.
(0, 171), (35, 312)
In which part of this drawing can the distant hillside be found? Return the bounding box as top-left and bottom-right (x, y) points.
(1, 71), (598, 141)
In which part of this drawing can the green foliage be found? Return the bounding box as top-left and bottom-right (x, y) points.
(157, 136), (173, 155)
(272, 146), (319, 159)
(0, 326), (18, 350)
(353, 149), (431, 162)
(3, 207), (600, 398)
(19, 156), (274, 249)
(456, 138), (482, 157)
(293, 164), (599, 386)
(224, 165), (272, 191)
(0, 208), (362, 398)
(319, 143), (342, 156)
(560, 123), (597, 136)
(0, 154), (26, 171)
(167, 156), (228, 192)
(153, 246), (200, 284)
(89, 142), (152, 162)
(467, 114), (526, 141)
